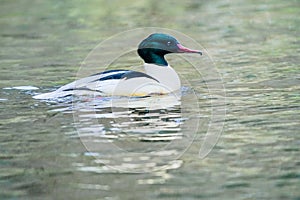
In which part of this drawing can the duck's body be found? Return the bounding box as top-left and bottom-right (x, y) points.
(33, 33), (201, 99)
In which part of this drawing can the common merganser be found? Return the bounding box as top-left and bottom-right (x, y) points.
(33, 33), (202, 99)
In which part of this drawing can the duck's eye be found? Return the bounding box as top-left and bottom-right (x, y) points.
(167, 41), (172, 46)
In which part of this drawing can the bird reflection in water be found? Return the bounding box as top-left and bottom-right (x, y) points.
(67, 93), (193, 173)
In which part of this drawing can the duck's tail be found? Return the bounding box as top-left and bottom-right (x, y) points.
(33, 90), (74, 99)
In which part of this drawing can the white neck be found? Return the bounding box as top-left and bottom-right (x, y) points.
(144, 63), (181, 92)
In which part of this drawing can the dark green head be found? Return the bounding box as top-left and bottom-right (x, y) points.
(137, 33), (202, 66)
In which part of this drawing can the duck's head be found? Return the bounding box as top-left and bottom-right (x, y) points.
(138, 33), (202, 66)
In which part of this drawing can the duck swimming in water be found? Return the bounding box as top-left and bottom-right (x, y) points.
(33, 33), (202, 99)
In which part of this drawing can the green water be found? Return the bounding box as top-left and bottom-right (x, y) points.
(1, 0), (299, 199)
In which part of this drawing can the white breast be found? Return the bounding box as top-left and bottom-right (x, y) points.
(144, 63), (181, 92)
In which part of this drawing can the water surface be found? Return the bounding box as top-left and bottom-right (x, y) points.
(0, 0), (299, 199)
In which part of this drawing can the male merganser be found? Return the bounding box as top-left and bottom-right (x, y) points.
(33, 33), (202, 99)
